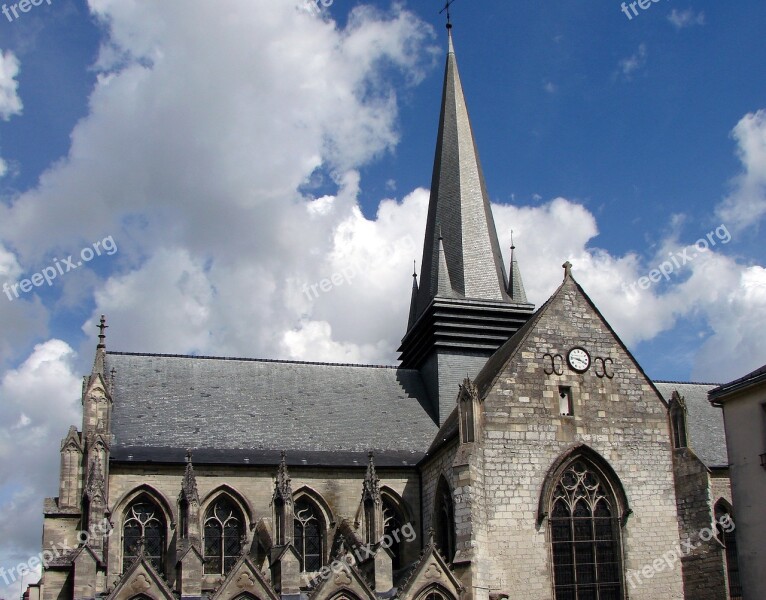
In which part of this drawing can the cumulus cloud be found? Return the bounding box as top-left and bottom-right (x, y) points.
(0, 0), (764, 587)
(668, 8), (706, 29)
(716, 109), (766, 231)
(0, 340), (81, 592)
(0, 50), (22, 120)
(0, 50), (22, 182)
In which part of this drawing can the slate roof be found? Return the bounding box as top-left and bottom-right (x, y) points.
(654, 381), (728, 468)
(106, 352), (438, 467)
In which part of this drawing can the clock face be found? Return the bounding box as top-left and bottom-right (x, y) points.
(567, 347), (590, 373)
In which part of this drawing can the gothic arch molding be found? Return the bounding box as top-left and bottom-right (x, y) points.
(380, 486), (414, 526)
(413, 583), (458, 600)
(537, 444), (631, 526)
(714, 497), (734, 515)
(112, 484), (176, 529)
(329, 591), (363, 600)
(201, 484), (255, 531)
(292, 485), (335, 528)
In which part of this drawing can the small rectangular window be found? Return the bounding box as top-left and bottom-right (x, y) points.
(559, 386), (573, 416)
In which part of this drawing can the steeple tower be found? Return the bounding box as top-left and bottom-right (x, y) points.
(399, 28), (534, 423)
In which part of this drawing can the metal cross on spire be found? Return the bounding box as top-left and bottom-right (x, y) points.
(439, 0), (460, 29)
(97, 314), (108, 349)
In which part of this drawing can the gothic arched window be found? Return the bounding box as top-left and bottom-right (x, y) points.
(122, 498), (166, 574)
(204, 497), (244, 575)
(715, 501), (742, 599)
(669, 391), (688, 449)
(549, 460), (622, 599)
(294, 499), (323, 572)
(433, 477), (455, 563)
(383, 496), (404, 570)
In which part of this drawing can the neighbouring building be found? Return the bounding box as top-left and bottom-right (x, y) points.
(31, 27), (744, 600)
(710, 365), (766, 600)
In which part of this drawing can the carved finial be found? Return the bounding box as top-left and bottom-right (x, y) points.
(273, 451), (293, 502)
(428, 527), (435, 546)
(97, 315), (108, 349)
(563, 261), (573, 279)
(181, 451), (200, 505)
(362, 451), (381, 505)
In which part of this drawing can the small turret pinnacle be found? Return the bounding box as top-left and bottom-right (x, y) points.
(91, 315), (108, 378)
(362, 451), (381, 505)
(181, 450), (200, 505)
(407, 262), (419, 331)
(273, 451), (293, 502)
(97, 315), (108, 349)
(506, 231), (529, 304)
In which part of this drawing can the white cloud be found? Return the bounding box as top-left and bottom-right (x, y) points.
(716, 109), (766, 231)
(0, 1), (763, 586)
(618, 43), (647, 80)
(0, 50), (22, 120)
(0, 340), (81, 592)
(668, 9), (706, 29)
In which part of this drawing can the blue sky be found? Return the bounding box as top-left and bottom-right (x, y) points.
(0, 0), (765, 588)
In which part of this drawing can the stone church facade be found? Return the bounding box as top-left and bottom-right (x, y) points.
(32, 28), (742, 600)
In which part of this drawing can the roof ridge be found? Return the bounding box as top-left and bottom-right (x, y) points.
(105, 351), (402, 370)
(653, 380), (722, 386)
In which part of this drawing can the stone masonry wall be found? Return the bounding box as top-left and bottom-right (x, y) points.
(102, 464), (421, 593)
(476, 278), (685, 600)
(672, 449), (728, 600)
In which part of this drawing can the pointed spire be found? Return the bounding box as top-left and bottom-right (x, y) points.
(273, 451), (292, 503)
(414, 29), (517, 318)
(180, 450), (200, 505)
(506, 232), (529, 303)
(362, 451), (381, 505)
(407, 262), (419, 330)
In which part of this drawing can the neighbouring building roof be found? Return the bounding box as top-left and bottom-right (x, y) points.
(655, 381), (728, 469)
(709, 364), (766, 403)
(106, 352), (438, 467)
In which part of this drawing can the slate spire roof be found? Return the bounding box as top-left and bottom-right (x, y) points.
(412, 28), (517, 320)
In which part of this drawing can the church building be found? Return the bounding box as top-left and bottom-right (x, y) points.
(34, 27), (741, 600)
